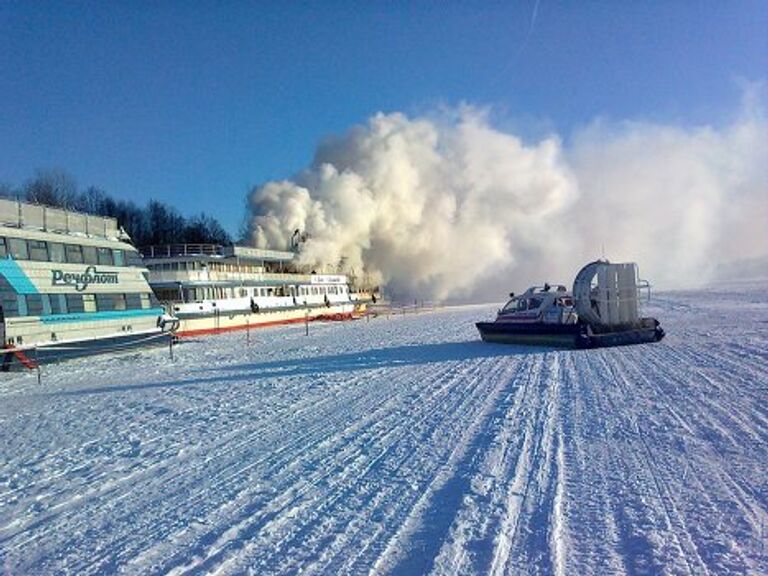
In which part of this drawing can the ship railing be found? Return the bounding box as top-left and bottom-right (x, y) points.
(140, 244), (224, 258)
(0, 197), (121, 239)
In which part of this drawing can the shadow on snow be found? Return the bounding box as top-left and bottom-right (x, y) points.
(52, 340), (546, 397)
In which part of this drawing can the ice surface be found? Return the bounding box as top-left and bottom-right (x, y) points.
(1, 286), (767, 575)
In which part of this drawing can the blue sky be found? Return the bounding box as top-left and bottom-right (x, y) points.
(1, 1), (765, 234)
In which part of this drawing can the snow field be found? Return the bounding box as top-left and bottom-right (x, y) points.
(1, 285), (767, 575)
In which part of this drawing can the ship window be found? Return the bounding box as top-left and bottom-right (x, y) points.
(65, 244), (84, 263)
(115, 294), (127, 310)
(66, 294), (84, 313)
(7, 238), (28, 260)
(125, 250), (142, 266)
(56, 294), (67, 314)
(1, 291), (18, 317)
(24, 295), (43, 316)
(49, 294), (62, 314)
(112, 249), (125, 266)
(516, 299), (528, 311)
(528, 297), (543, 310)
(26, 295), (43, 316)
(49, 242), (65, 263)
(97, 247), (114, 266)
(140, 293), (151, 309)
(82, 246), (98, 265)
(41, 294), (52, 315)
(16, 294), (28, 316)
(97, 294), (114, 311)
(83, 294), (96, 312)
(28, 240), (49, 262)
(125, 293), (140, 309)
(0, 237), (6, 258)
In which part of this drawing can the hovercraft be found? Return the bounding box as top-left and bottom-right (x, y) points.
(476, 260), (665, 349)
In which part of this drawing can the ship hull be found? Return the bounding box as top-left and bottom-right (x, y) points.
(175, 302), (359, 337)
(2, 328), (169, 371)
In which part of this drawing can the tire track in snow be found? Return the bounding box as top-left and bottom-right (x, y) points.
(188, 355), (511, 575)
(370, 354), (536, 576)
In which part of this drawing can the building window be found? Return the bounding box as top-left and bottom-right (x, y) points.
(65, 244), (84, 263)
(7, 238), (28, 260)
(49, 243), (65, 263)
(97, 247), (114, 266)
(28, 240), (49, 262)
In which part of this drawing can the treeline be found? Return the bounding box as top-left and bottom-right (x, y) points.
(0, 169), (231, 247)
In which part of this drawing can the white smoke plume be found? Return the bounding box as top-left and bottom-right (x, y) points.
(247, 91), (767, 302)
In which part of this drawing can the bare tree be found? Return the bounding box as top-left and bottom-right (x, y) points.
(23, 168), (78, 208)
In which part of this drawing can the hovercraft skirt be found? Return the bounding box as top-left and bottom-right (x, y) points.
(475, 322), (583, 348)
(475, 321), (664, 349)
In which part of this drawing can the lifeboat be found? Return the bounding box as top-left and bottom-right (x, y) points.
(476, 260), (665, 349)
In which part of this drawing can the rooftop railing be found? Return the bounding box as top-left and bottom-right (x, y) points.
(140, 244), (224, 258)
(141, 244), (296, 262)
(0, 198), (121, 239)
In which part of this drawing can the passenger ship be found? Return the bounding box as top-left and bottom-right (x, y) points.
(0, 199), (172, 369)
(143, 244), (372, 337)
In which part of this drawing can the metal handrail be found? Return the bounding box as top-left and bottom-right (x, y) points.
(140, 244), (224, 258)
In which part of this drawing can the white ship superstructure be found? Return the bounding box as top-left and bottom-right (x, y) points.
(0, 199), (171, 369)
(143, 244), (370, 337)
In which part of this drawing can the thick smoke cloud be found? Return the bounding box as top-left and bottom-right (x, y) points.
(248, 93), (767, 301)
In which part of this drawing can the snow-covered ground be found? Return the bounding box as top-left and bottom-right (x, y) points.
(1, 285), (767, 575)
